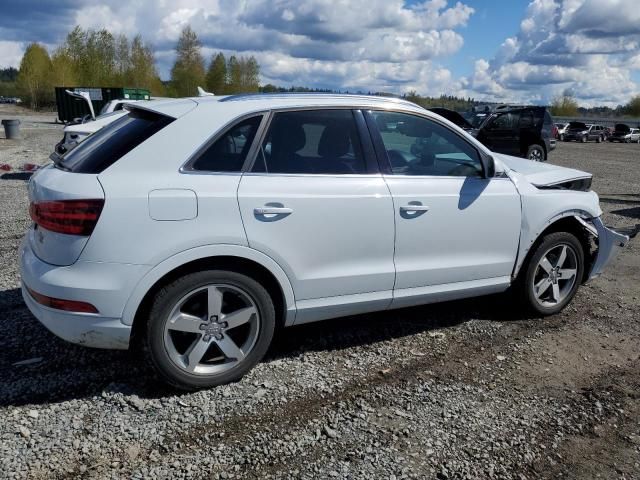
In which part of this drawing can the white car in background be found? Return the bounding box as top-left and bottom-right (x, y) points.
(555, 122), (569, 141)
(54, 110), (128, 155)
(22, 93), (631, 390)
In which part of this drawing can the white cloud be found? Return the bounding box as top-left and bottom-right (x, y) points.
(469, 0), (640, 106)
(0, 41), (24, 68)
(115, 0), (473, 93)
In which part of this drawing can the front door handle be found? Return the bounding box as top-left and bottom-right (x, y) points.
(254, 207), (293, 215)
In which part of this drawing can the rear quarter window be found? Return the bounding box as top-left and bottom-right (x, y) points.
(58, 109), (174, 173)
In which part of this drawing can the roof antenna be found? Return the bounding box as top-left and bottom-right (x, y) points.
(197, 86), (214, 97)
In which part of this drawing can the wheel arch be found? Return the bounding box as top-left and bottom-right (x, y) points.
(123, 245), (297, 344)
(513, 212), (595, 282)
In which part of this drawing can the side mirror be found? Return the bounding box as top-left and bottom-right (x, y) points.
(482, 154), (496, 178)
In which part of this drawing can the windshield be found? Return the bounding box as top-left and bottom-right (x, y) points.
(57, 109), (174, 173)
(467, 113), (488, 128)
(614, 123), (630, 132)
(568, 122), (587, 130)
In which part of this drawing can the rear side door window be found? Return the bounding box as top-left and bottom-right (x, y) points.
(489, 112), (518, 130)
(518, 111), (534, 129)
(252, 110), (366, 175)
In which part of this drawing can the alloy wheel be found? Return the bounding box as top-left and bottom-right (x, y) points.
(528, 148), (543, 161)
(162, 284), (260, 375)
(532, 244), (578, 308)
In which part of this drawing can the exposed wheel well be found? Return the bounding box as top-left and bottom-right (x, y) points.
(130, 256), (287, 350)
(523, 216), (595, 282)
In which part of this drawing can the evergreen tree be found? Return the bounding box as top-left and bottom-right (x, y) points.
(170, 26), (205, 97)
(205, 52), (227, 95)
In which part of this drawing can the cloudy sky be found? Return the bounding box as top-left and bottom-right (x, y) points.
(1, 0), (639, 106)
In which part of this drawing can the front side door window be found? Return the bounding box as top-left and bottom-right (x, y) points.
(370, 111), (484, 177)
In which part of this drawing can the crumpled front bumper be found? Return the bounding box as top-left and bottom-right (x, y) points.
(588, 217), (635, 280)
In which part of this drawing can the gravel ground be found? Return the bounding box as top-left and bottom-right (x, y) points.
(1, 104), (639, 479)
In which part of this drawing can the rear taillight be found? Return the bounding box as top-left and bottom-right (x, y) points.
(26, 286), (99, 314)
(29, 199), (104, 236)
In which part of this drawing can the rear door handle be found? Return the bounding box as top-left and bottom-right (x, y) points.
(254, 207), (293, 215)
(400, 204), (430, 212)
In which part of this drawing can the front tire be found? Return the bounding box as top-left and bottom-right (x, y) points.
(526, 144), (545, 161)
(581, 135), (587, 143)
(518, 232), (584, 316)
(145, 270), (276, 390)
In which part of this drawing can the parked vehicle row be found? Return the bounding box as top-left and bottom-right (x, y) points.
(0, 96), (21, 104)
(608, 124), (640, 143)
(555, 122), (640, 144)
(22, 93), (631, 390)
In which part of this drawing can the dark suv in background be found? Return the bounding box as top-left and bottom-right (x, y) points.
(474, 106), (556, 161)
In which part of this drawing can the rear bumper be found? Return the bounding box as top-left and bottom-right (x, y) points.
(19, 238), (149, 349)
(21, 282), (131, 349)
(589, 217), (632, 280)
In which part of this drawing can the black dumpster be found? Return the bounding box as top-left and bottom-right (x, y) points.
(54, 87), (151, 123)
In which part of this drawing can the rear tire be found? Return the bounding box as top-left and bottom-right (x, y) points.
(526, 144), (545, 161)
(145, 270), (276, 390)
(596, 135), (602, 143)
(516, 232), (584, 316)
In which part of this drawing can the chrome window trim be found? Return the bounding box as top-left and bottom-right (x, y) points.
(242, 172), (384, 178)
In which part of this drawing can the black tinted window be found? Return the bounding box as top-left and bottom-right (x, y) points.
(253, 110), (365, 174)
(59, 109), (174, 173)
(372, 111), (483, 177)
(519, 112), (534, 128)
(192, 116), (262, 172)
(490, 112), (518, 129)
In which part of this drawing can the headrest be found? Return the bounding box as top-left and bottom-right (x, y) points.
(272, 118), (306, 154)
(317, 124), (350, 158)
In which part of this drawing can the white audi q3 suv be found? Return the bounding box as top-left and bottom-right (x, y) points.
(21, 93), (629, 389)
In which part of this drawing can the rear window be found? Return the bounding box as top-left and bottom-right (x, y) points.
(58, 109), (174, 173)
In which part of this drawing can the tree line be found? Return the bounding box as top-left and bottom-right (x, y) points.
(1, 25), (261, 109)
(551, 93), (640, 118)
(170, 26), (260, 97)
